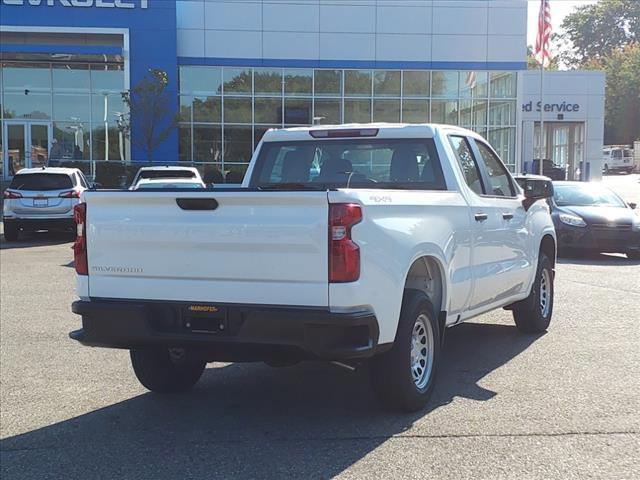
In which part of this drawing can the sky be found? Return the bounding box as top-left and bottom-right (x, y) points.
(526, 0), (599, 47)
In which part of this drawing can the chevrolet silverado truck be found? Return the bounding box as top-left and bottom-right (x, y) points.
(69, 124), (556, 412)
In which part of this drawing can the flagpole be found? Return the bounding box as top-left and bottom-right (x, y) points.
(539, 58), (545, 175)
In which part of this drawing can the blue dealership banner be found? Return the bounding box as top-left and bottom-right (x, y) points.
(1, 0), (179, 162)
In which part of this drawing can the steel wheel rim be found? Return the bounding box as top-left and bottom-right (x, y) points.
(411, 314), (434, 389)
(539, 268), (551, 318)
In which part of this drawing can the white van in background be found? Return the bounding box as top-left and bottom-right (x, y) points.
(602, 146), (635, 174)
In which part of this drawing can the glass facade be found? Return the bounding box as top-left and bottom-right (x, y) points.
(1, 63), (517, 180)
(0, 61), (126, 177)
(178, 67), (518, 177)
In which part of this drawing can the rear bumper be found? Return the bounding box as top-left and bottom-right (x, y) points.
(70, 299), (380, 361)
(3, 216), (75, 231)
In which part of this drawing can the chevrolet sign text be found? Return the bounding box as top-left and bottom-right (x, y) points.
(2, 0), (148, 8)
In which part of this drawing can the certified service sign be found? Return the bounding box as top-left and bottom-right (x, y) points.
(1, 0), (148, 8)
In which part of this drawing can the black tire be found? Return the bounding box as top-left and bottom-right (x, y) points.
(626, 250), (640, 260)
(130, 347), (206, 393)
(604, 164), (609, 174)
(513, 253), (554, 333)
(3, 222), (19, 242)
(370, 290), (441, 412)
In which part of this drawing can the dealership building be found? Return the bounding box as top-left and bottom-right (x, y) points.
(0, 0), (605, 182)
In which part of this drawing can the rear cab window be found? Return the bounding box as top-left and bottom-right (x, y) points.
(139, 170), (196, 180)
(250, 138), (446, 190)
(9, 173), (73, 191)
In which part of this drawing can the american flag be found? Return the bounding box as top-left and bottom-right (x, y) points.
(465, 71), (477, 90)
(535, 0), (553, 68)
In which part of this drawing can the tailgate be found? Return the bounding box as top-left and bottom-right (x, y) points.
(84, 190), (329, 307)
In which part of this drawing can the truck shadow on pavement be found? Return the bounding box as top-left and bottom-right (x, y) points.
(0, 322), (541, 479)
(0, 231), (75, 250)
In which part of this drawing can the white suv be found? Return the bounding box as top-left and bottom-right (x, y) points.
(2, 167), (90, 242)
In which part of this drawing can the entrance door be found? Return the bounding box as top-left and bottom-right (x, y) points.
(2, 122), (52, 179)
(534, 122), (585, 180)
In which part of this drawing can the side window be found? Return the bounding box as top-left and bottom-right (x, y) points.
(77, 172), (89, 188)
(449, 135), (484, 195)
(475, 141), (515, 197)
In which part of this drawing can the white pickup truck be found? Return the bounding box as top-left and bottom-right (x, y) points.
(70, 124), (556, 412)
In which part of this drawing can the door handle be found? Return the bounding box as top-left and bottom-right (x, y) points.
(474, 213), (488, 222)
(176, 198), (219, 211)
(502, 212), (514, 220)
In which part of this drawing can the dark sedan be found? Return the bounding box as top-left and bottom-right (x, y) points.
(550, 182), (640, 259)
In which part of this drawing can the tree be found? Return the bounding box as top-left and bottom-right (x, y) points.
(559, 0), (640, 68)
(586, 43), (640, 145)
(121, 69), (177, 162)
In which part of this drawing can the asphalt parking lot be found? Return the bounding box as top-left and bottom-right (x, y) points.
(1, 175), (639, 479)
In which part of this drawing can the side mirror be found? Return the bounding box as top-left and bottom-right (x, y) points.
(91, 182), (103, 189)
(629, 202), (637, 210)
(521, 177), (553, 211)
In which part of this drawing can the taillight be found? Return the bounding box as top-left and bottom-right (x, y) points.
(73, 203), (88, 275)
(3, 190), (22, 199)
(329, 203), (362, 283)
(59, 190), (81, 198)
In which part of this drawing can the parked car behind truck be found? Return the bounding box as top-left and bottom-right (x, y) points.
(69, 124), (556, 412)
(3, 167), (90, 241)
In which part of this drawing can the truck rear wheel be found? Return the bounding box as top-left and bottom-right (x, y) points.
(512, 253), (554, 333)
(369, 290), (441, 412)
(130, 347), (206, 393)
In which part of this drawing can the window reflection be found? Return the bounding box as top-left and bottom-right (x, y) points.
(431, 72), (459, 98)
(459, 71), (488, 98)
(180, 66), (222, 95)
(314, 98), (341, 124)
(54, 93), (90, 122)
(175, 66), (518, 176)
(255, 97), (283, 124)
(193, 125), (222, 162)
(431, 100), (458, 124)
(284, 69), (312, 96)
(91, 64), (124, 93)
(3, 63), (51, 92)
(3, 92), (51, 119)
(490, 72), (516, 98)
(402, 99), (430, 123)
(344, 99), (371, 123)
(284, 98), (312, 124)
(345, 70), (372, 97)
(255, 68), (282, 95)
(373, 99), (400, 122)
(53, 64), (90, 93)
(224, 126), (253, 163)
(223, 68), (252, 94)
(403, 71), (430, 97)
(314, 70), (342, 96)
(373, 71), (401, 97)
(193, 96), (221, 123)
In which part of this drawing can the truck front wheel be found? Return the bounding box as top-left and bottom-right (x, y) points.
(512, 253), (554, 333)
(369, 290), (441, 412)
(130, 347), (206, 393)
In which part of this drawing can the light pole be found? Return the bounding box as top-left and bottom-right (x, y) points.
(103, 93), (109, 162)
